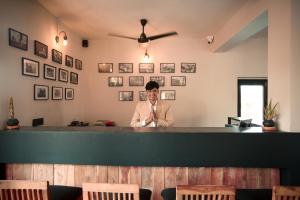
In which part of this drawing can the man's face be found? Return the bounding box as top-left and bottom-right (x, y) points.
(146, 88), (159, 103)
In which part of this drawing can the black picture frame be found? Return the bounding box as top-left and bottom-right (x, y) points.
(160, 63), (175, 73)
(119, 63), (133, 73)
(70, 72), (78, 84)
(108, 76), (123, 87)
(34, 84), (49, 100)
(8, 28), (28, 51)
(119, 91), (134, 101)
(75, 59), (82, 70)
(181, 63), (196, 73)
(171, 76), (186, 86)
(44, 64), (56, 81)
(139, 91), (147, 101)
(52, 49), (62, 64)
(160, 90), (176, 100)
(139, 63), (154, 73)
(150, 76), (165, 87)
(58, 68), (68, 82)
(129, 76), (144, 86)
(52, 86), (63, 100)
(65, 88), (74, 100)
(65, 55), (73, 67)
(34, 40), (48, 58)
(98, 63), (113, 73)
(22, 57), (39, 77)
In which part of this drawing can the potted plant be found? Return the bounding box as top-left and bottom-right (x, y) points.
(263, 99), (279, 131)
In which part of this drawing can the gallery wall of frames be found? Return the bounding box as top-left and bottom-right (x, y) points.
(9, 28), (83, 101)
(98, 62), (196, 102)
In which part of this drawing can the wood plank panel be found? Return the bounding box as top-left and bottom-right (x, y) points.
(188, 167), (211, 185)
(246, 168), (259, 189)
(129, 166), (142, 186)
(223, 167), (236, 186)
(96, 165), (108, 183)
(165, 167), (188, 188)
(5, 164), (13, 180)
(270, 168), (280, 186)
(141, 167), (154, 191)
(211, 168), (224, 185)
(12, 164), (33, 180)
(235, 168), (247, 189)
(74, 165), (97, 186)
(32, 164), (54, 184)
(107, 166), (119, 184)
(152, 167), (164, 200)
(119, 167), (130, 184)
(54, 164), (75, 186)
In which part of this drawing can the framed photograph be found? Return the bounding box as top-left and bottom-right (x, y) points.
(8, 28), (28, 51)
(150, 76), (165, 87)
(139, 91), (147, 101)
(129, 76), (144, 86)
(160, 63), (175, 73)
(181, 63), (196, 73)
(160, 90), (176, 100)
(75, 59), (82, 70)
(52, 49), (62, 64)
(22, 57), (39, 77)
(65, 55), (73, 67)
(70, 72), (78, 84)
(65, 88), (74, 100)
(119, 63), (133, 73)
(34, 40), (48, 58)
(119, 91), (133, 101)
(171, 76), (186, 86)
(34, 84), (49, 100)
(44, 64), (56, 80)
(52, 86), (63, 100)
(108, 76), (123, 87)
(139, 63), (154, 73)
(58, 68), (68, 82)
(98, 63), (113, 73)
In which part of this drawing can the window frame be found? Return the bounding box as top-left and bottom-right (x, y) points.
(237, 79), (268, 118)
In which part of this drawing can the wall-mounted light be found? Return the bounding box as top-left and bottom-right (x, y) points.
(143, 49), (151, 63)
(55, 31), (68, 46)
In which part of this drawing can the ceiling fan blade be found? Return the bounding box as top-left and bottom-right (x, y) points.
(147, 32), (178, 41)
(108, 33), (138, 40)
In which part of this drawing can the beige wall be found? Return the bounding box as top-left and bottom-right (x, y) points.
(0, 0), (88, 128)
(85, 36), (267, 127)
(0, 0), (267, 128)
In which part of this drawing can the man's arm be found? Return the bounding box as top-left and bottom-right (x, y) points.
(157, 105), (174, 127)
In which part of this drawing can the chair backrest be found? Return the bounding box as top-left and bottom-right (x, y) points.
(82, 183), (139, 200)
(272, 186), (300, 200)
(0, 180), (49, 200)
(176, 185), (235, 200)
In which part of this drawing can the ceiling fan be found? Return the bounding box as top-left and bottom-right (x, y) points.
(108, 19), (178, 44)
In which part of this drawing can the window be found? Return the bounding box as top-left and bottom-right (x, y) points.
(238, 79), (267, 125)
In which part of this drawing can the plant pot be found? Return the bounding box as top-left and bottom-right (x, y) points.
(263, 119), (275, 127)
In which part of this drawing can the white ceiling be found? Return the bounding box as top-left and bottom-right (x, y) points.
(36, 0), (254, 40)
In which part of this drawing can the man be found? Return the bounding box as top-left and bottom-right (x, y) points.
(130, 81), (174, 127)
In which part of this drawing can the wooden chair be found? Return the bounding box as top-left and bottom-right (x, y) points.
(176, 185), (235, 200)
(0, 180), (49, 200)
(82, 183), (139, 200)
(272, 186), (300, 200)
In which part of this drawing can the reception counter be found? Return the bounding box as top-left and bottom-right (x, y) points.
(0, 126), (299, 199)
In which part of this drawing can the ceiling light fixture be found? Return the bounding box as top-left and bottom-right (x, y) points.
(55, 31), (68, 46)
(143, 49), (151, 63)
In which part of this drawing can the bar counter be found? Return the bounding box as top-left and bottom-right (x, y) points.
(0, 126), (298, 167)
(2, 126), (300, 199)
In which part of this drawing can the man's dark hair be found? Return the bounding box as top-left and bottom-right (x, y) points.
(145, 81), (159, 91)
